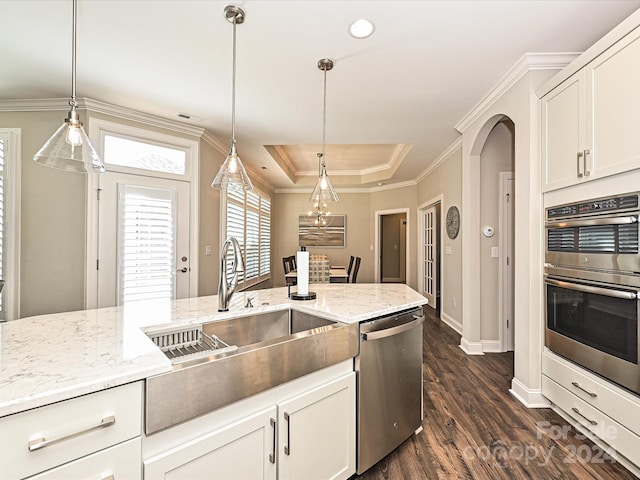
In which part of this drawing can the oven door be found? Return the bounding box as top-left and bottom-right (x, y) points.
(545, 273), (640, 394)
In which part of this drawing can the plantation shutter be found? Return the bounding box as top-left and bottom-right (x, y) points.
(118, 185), (176, 303)
(225, 188), (271, 289)
(0, 140), (4, 314)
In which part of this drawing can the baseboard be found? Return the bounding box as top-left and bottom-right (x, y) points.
(440, 312), (462, 334)
(459, 337), (484, 355)
(481, 340), (502, 353)
(509, 378), (551, 408)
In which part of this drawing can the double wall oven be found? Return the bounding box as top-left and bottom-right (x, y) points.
(545, 192), (640, 395)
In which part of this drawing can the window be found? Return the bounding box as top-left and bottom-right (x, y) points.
(225, 188), (271, 289)
(104, 134), (187, 175)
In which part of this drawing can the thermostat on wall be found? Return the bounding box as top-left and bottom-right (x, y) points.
(482, 226), (494, 237)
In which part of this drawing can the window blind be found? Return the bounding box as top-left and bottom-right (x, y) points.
(226, 188), (271, 289)
(118, 185), (176, 303)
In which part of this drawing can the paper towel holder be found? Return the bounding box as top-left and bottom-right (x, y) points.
(290, 246), (316, 300)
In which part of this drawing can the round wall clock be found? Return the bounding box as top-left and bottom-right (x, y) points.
(446, 206), (460, 239)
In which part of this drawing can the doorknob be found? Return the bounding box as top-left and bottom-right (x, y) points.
(177, 267), (188, 273)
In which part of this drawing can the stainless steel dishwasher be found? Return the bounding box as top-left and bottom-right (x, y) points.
(356, 307), (424, 474)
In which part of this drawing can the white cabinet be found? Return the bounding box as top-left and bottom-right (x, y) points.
(143, 371), (356, 480)
(278, 373), (355, 480)
(144, 407), (277, 480)
(542, 351), (640, 468)
(541, 27), (640, 191)
(0, 381), (142, 479)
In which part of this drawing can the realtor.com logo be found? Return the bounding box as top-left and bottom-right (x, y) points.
(461, 420), (617, 467)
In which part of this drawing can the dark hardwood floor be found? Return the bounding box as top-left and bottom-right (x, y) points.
(357, 307), (638, 480)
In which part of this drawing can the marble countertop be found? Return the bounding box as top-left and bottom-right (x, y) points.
(0, 284), (426, 417)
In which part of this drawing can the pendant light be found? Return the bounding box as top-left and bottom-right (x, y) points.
(33, 0), (105, 173)
(212, 5), (253, 192)
(309, 58), (338, 217)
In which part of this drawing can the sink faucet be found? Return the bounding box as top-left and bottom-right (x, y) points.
(218, 237), (245, 312)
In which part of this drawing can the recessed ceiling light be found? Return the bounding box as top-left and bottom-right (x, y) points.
(377, 182), (385, 186)
(349, 18), (374, 39)
(261, 166), (267, 170)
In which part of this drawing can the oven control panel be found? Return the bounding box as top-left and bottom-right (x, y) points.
(547, 193), (638, 220)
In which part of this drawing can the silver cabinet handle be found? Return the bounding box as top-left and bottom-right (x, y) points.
(28, 415), (116, 452)
(571, 381), (598, 398)
(545, 277), (638, 300)
(584, 149), (592, 176)
(269, 418), (276, 464)
(572, 407), (597, 426)
(577, 151), (584, 177)
(283, 412), (291, 456)
(361, 315), (424, 341)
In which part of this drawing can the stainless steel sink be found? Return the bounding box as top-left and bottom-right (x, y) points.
(144, 309), (358, 434)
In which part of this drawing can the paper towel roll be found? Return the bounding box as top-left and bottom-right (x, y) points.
(296, 250), (309, 295)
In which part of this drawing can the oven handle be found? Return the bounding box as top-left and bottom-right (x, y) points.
(545, 277), (639, 300)
(545, 215), (637, 228)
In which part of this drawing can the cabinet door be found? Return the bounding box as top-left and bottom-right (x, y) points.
(589, 28), (640, 180)
(278, 373), (355, 480)
(541, 70), (586, 191)
(144, 407), (277, 480)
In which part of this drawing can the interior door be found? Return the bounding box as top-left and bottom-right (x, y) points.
(505, 178), (515, 351)
(422, 206), (437, 308)
(96, 172), (190, 307)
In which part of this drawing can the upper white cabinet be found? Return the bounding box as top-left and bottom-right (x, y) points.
(542, 27), (640, 191)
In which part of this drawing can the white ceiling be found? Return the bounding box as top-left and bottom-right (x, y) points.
(3, 0), (640, 190)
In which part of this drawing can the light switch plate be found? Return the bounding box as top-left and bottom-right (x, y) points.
(491, 246), (499, 258)
(445, 246), (452, 255)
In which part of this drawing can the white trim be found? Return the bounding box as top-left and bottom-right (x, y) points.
(459, 338), (484, 355)
(415, 139), (462, 184)
(0, 97), (205, 137)
(509, 378), (550, 408)
(85, 119), (200, 308)
(456, 53), (578, 133)
(440, 312), (462, 334)
(274, 180), (417, 195)
(374, 208), (410, 284)
(0, 129), (22, 321)
(481, 340), (502, 353)
(499, 172), (515, 352)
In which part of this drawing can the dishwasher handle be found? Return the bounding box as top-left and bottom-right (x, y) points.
(361, 315), (424, 341)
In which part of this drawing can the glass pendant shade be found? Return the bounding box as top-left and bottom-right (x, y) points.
(33, 0), (105, 174)
(212, 5), (253, 192)
(34, 110), (105, 173)
(211, 141), (253, 191)
(309, 156), (339, 205)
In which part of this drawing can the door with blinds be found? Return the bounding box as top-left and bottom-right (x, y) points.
(96, 172), (190, 307)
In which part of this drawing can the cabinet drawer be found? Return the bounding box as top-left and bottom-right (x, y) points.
(27, 437), (141, 480)
(542, 351), (640, 435)
(542, 375), (640, 466)
(0, 382), (142, 479)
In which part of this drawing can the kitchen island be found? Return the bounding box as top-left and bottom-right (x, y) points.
(0, 283), (426, 480)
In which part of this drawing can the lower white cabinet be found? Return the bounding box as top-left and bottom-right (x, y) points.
(143, 372), (355, 480)
(26, 438), (142, 480)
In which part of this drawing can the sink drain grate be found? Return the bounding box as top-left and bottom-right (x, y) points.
(147, 325), (237, 363)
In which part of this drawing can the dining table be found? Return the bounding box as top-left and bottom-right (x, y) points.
(285, 266), (349, 283)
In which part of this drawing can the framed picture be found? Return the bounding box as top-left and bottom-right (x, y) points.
(298, 215), (346, 248)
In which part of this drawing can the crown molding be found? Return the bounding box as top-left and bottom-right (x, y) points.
(455, 52), (579, 133)
(274, 179), (417, 195)
(415, 137), (462, 184)
(369, 179), (416, 193)
(0, 97), (205, 137)
(201, 130), (228, 156)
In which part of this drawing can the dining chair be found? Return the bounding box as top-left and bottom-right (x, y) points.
(283, 256), (296, 286)
(351, 257), (361, 283)
(347, 256), (355, 279)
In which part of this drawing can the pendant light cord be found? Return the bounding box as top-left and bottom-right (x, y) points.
(322, 67), (327, 161)
(231, 17), (237, 145)
(70, 0), (77, 110)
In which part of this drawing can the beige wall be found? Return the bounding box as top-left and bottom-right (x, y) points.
(479, 120), (514, 342)
(0, 110), (87, 317)
(272, 192), (371, 286)
(417, 145), (463, 328)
